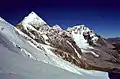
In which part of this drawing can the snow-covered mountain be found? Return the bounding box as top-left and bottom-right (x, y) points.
(16, 12), (120, 72)
(0, 12), (120, 79)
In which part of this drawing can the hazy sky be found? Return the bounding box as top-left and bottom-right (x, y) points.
(0, 0), (120, 38)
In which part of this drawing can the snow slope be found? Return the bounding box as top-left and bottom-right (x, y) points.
(0, 17), (109, 79)
(0, 43), (109, 79)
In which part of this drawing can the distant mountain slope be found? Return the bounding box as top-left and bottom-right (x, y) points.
(108, 37), (120, 40)
(107, 37), (120, 44)
(107, 37), (120, 54)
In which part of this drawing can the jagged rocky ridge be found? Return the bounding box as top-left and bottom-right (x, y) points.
(16, 12), (120, 72)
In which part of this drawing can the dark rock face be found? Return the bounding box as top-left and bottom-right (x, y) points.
(109, 72), (120, 79)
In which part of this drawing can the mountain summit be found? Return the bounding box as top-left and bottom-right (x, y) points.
(18, 11), (48, 31)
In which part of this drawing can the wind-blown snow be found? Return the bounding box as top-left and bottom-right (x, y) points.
(0, 17), (109, 79)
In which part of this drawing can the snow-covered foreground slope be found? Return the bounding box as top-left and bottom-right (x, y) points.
(0, 17), (110, 79)
(0, 43), (109, 79)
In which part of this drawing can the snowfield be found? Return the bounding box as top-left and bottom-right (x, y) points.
(0, 43), (109, 79)
(0, 17), (109, 79)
